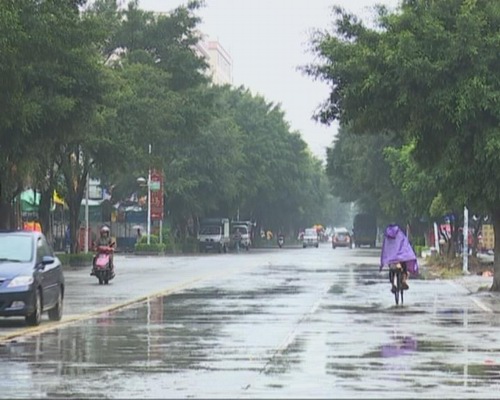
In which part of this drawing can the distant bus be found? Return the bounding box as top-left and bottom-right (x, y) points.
(353, 213), (377, 248)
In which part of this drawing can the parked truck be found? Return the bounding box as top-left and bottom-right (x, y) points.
(353, 213), (377, 248)
(198, 218), (231, 253)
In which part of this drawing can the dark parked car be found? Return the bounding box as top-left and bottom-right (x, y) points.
(0, 231), (64, 326)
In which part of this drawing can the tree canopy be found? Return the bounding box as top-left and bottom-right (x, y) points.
(0, 0), (333, 252)
(306, 0), (500, 289)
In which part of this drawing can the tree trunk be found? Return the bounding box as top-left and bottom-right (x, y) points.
(0, 196), (11, 230)
(69, 203), (80, 254)
(0, 181), (18, 230)
(490, 208), (500, 291)
(39, 188), (52, 241)
(59, 149), (90, 254)
(471, 217), (483, 258)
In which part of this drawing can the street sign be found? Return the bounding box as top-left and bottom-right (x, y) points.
(150, 169), (164, 221)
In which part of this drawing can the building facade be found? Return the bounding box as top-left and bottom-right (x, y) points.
(195, 36), (233, 86)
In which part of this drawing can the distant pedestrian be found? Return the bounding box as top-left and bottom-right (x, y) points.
(65, 226), (71, 253)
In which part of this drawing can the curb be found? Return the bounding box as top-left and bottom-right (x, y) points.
(0, 272), (218, 345)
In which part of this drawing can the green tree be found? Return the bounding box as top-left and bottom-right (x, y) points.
(0, 0), (106, 241)
(326, 126), (407, 222)
(307, 0), (500, 289)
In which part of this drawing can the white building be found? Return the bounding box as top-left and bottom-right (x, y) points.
(195, 35), (233, 86)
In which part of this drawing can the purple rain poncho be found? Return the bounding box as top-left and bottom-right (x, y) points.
(380, 224), (419, 275)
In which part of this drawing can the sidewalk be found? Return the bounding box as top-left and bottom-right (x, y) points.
(418, 255), (500, 314)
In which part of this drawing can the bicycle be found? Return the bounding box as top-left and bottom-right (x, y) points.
(388, 264), (406, 306)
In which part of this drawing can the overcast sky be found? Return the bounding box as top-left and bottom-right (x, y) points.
(139, 0), (400, 161)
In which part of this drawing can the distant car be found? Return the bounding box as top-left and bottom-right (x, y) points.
(0, 231), (64, 326)
(303, 228), (319, 248)
(332, 227), (351, 249)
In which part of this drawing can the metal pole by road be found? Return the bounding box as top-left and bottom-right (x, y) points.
(159, 220), (163, 246)
(147, 144), (151, 245)
(463, 206), (468, 273)
(84, 174), (89, 253)
(433, 222), (440, 255)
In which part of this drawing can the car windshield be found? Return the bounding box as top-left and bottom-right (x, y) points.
(200, 226), (221, 235)
(0, 235), (33, 263)
(232, 227), (247, 234)
(305, 229), (316, 236)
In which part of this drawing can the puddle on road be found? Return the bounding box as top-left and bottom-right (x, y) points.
(2, 259), (500, 398)
(0, 278), (308, 398)
(328, 284), (345, 294)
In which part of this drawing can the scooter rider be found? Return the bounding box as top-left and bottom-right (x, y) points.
(233, 228), (242, 252)
(277, 232), (285, 247)
(91, 225), (114, 275)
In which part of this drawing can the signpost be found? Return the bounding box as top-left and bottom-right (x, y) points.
(150, 169), (163, 221)
(150, 169), (164, 244)
(463, 206), (469, 273)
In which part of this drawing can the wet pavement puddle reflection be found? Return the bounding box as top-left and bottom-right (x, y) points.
(0, 253), (500, 397)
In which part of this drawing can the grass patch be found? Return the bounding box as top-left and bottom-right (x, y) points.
(422, 253), (496, 279)
(134, 243), (166, 253)
(422, 254), (467, 280)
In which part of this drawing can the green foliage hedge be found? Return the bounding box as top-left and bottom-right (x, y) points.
(181, 237), (198, 253)
(135, 242), (165, 253)
(138, 234), (160, 245)
(58, 252), (94, 266)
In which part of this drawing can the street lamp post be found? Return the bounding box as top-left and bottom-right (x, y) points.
(84, 174), (89, 253)
(147, 144), (151, 245)
(137, 145), (152, 245)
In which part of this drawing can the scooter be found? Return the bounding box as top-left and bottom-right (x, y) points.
(92, 244), (115, 285)
(277, 235), (285, 248)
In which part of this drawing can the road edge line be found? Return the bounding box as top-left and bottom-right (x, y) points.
(0, 274), (211, 344)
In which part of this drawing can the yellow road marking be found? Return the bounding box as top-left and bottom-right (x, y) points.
(0, 270), (226, 344)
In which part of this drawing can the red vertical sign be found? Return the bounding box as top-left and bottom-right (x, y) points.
(150, 169), (164, 221)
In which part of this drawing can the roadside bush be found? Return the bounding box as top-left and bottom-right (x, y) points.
(164, 237), (176, 253)
(412, 236), (426, 247)
(181, 237), (199, 253)
(414, 245), (423, 257)
(134, 242), (165, 253)
(138, 234), (160, 245)
(58, 252), (94, 267)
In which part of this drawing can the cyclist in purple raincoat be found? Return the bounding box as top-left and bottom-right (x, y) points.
(380, 224), (418, 291)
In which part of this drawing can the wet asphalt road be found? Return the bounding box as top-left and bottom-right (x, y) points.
(1, 246), (500, 398)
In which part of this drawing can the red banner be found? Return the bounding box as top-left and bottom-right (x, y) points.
(150, 169), (164, 221)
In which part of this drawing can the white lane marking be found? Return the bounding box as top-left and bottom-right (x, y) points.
(243, 285), (329, 391)
(447, 280), (494, 313)
(471, 297), (493, 313)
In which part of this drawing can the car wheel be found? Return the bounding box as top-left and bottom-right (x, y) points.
(26, 288), (42, 326)
(48, 289), (63, 321)
(303, 244), (306, 248)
